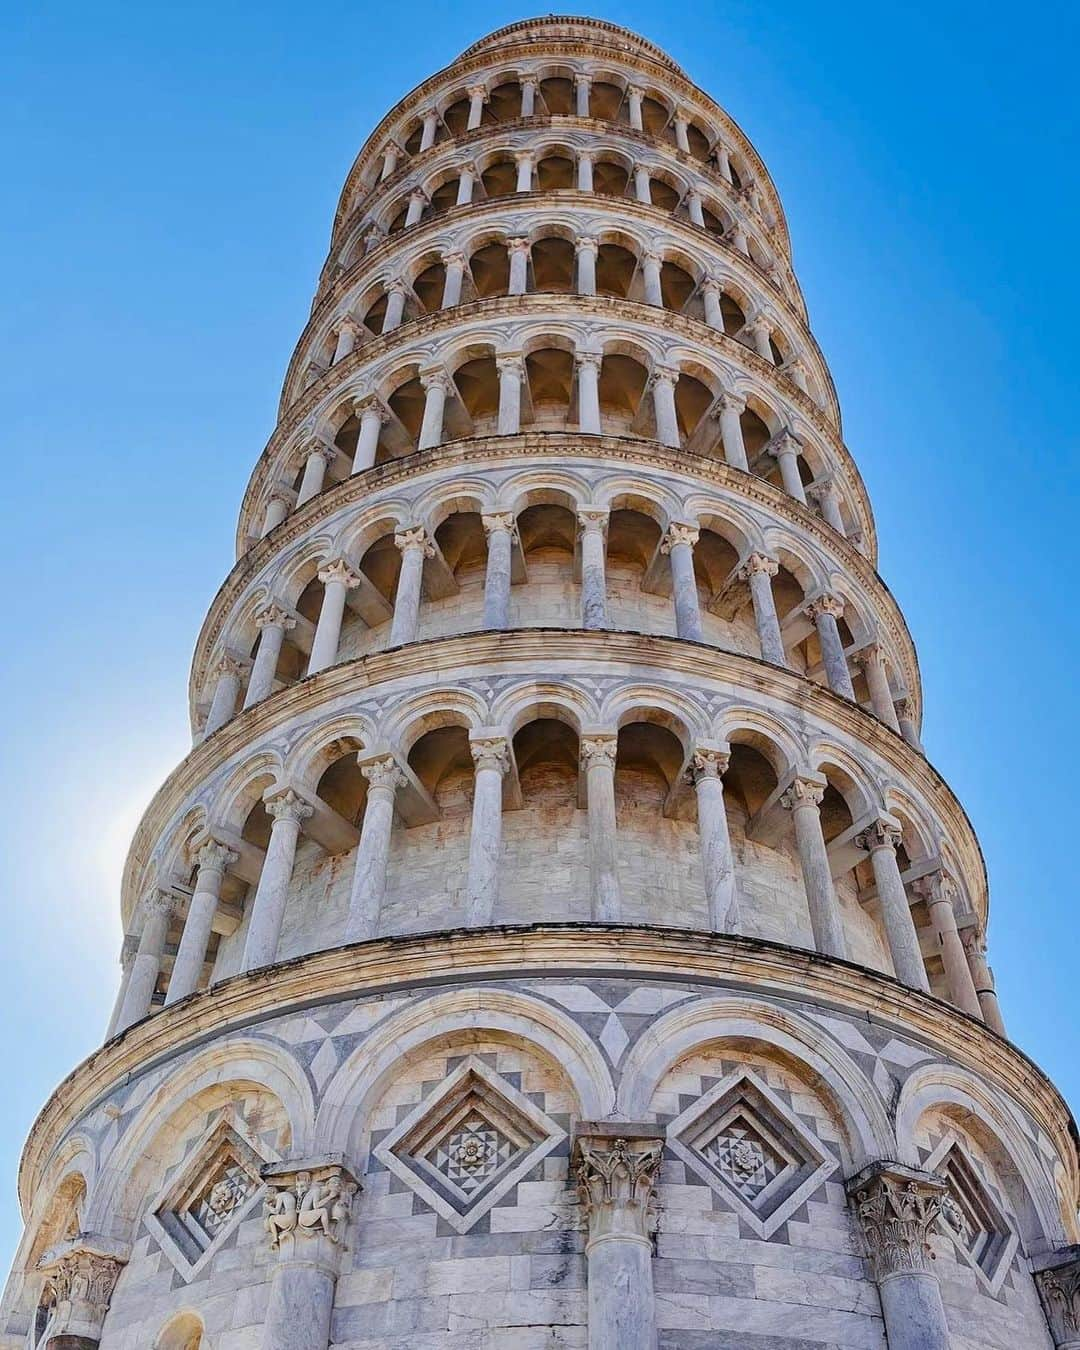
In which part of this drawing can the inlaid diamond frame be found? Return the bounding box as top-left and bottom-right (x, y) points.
(925, 1131), (1018, 1293)
(666, 1066), (836, 1238)
(144, 1114), (275, 1281)
(373, 1056), (566, 1233)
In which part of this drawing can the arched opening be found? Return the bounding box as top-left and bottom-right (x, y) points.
(590, 79), (624, 120)
(431, 510), (488, 636)
(538, 76), (574, 115)
(469, 239), (511, 296)
(535, 152), (575, 190)
(516, 501), (578, 627)
(595, 241), (636, 298)
(412, 259), (447, 313)
(593, 158), (630, 197)
(605, 507), (668, 636)
(480, 156), (517, 198)
(531, 235), (575, 292)
(660, 259), (697, 313)
(487, 80), (521, 122)
(428, 175), (461, 215)
(452, 353), (499, 436)
(524, 347), (574, 430)
(597, 353), (649, 438)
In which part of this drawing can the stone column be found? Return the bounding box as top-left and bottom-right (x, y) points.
(240, 790), (313, 972)
(715, 391), (748, 469)
(1033, 1248), (1080, 1350)
(738, 553), (786, 665)
(746, 314), (774, 361)
(261, 1161), (359, 1350)
(390, 526), (435, 645)
(380, 143), (399, 179)
(577, 150), (594, 192)
(344, 756), (405, 942)
(963, 928), (1007, 1036)
(895, 697), (924, 753)
(784, 356), (810, 393)
(165, 840), (237, 1004)
(673, 113), (691, 152)
(578, 509), (610, 630)
(404, 188), (427, 228)
(633, 164), (652, 204)
(575, 73), (591, 117)
(627, 85), (644, 130)
(260, 489), (292, 537)
(507, 236), (530, 294)
(857, 644), (901, 732)
(115, 891), (173, 1031)
(331, 316), (360, 364)
(37, 1241), (127, 1350)
(382, 278), (408, 332)
(701, 276), (724, 328)
(715, 141), (733, 181)
(809, 475), (846, 533)
(650, 365), (681, 448)
(641, 250), (663, 305)
(105, 935), (138, 1038)
(520, 76), (537, 117)
(455, 163), (477, 205)
(781, 775), (847, 960)
(846, 1162), (950, 1350)
(575, 1130), (664, 1350)
(465, 735), (510, 926)
(576, 235), (598, 294)
(296, 441), (337, 507)
(204, 654), (245, 736)
(913, 873), (983, 1018)
(856, 817), (930, 992)
(661, 522), (704, 641)
(351, 395), (388, 474)
(482, 512), (516, 629)
(683, 187), (705, 228)
(807, 594), (856, 700)
(582, 735), (621, 921)
(419, 108), (438, 151)
(418, 369), (453, 449)
(466, 83), (486, 130)
(309, 560), (361, 675)
(245, 603), (296, 708)
(691, 748), (738, 931)
(730, 220), (750, 255)
(771, 430), (807, 502)
(576, 351), (603, 433)
(514, 151), (534, 193)
(496, 353), (524, 434)
(440, 250), (467, 307)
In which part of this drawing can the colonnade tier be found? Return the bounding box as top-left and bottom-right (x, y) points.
(245, 292), (868, 559)
(328, 22), (792, 271)
(283, 191), (833, 422)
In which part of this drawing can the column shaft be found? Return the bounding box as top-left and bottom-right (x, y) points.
(240, 794), (311, 972)
(165, 842), (236, 1004)
(576, 238), (597, 294)
(583, 738), (621, 921)
(245, 610), (292, 708)
(465, 739), (508, 925)
(496, 357), (523, 434)
(861, 646), (901, 732)
(861, 822), (930, 992)
(352, 403), (385, 473)
(577, 355), (602, 433)
(810, 599), (856, 699)
(482, 515), (515, 629)
(663, 525), (703, 641)
(418, 374), (450, 449)
(651, 372), (680, 448)
(717, 396), (748, 469)
(344, 759), (403, 942)
(578, 513), (609, 630)
(740, 555), (785, 665)
(115, 895), (172, 1031)
(782, 779), (847, 959)
(922, 883), (983, 1018)
(641, 254), (662, 305)
(390, 529), (432, 645)
(692, 751), (737, 930)
(309, 564), (358, 675)
(205, 659), (242, 736)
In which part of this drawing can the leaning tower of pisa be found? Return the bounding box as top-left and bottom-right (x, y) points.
(5, 16), (1079, 1350)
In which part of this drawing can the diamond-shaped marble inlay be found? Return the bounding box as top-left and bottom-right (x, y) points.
(374, 1056), (565, 1233)
(927, 1134), (1017, 1291)
(145, 1118), (271, 1281)
(667, 1067), (835, 1238)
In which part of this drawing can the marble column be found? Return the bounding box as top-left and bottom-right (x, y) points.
(895, 697), (924, 753)
(465, 735), (510, 926)
(691, 747), (738, 931)
(715, 141), (733, 182)
(784, 357), (810, 393)
(380, 143), (399, 179)
(730, 220), (750, 255)
(309, 560), (361, 675)
(963, 928), (1007, 1035)
(650, 365), (681, 448)
(404, 188), (427, 228)
(165, 840), (237, 1004)
(37, 1241), (127, 1350)
(857, 644), (901, 732)
(808, 475), (846, 533)
(781, 775), (847, 960)
(331, 316), (360, 364)
(514, 151), (534, 193)
(105, 935), (138, 1038)
(390, 526), (434, 645)
(701, 277), (724, 328)
(1033, 1249), (1080, 1349)
(914, 872), (983, 1018)
(419, 108), (438, 151)
(344, 756), (405, 942)
(582, 734), (621, 921)
(771, 430), (807, 502)
(296, 440), (335, 507)
(633, 164), (652, 204)
(856, 817), (929, 993)
(520, 76), (537, 117)
(351, 395), (388, 474)
(846, 1163), (950, 1350)
(455, 163), (476, 205)
(576, 351), (603, 433)
(747, 314), (774, 361)
(507, 237), (530, 294)
(115, 890), (173, 1031)
(577, 150), (594, 192)
(440, 250), (467, 308)
(240, 790), (313, 972)
(641, 250), (663, 305)
(245, 603), (296, 708)
(482, 512), (516, 629)
(661, 522), (704, 641)
(575, 1130), (664, 1350)
(382, 279), (408, 331)
(627, 85), (644, 130)
(570, 507), (609, 630)
(807, 594), (856, 700)
(205, 654), (245, 736)
(738, 553), (786, 665)
(673, 114), (691, 152)
(261, 1161), (359, 1350)
(716, 391), (748, 469)
(466, 83), (486, 130)
(418, 369), (453, 449)
(260, 489), (292, 537)
(496, 354), (524, 434)
(575, 73), (591, 117)
(576, 235), (598, 294)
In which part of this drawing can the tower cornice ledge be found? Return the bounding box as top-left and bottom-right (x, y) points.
(18, 925), (1077, 1224)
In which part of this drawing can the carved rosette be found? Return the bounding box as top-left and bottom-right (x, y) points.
(846, 1163), (945, 1281)
(37, 1240), (127, 1342)
(1034, 1249), (1080, 1348)
(575, 1132), (664, 1248)
(261, 1161), (360, 1271)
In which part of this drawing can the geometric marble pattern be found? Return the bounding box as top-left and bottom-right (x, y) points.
(667, 1066), (836, 1239)
(374, 1055), (566, 1233)
(925, 1132), (1018, 1293)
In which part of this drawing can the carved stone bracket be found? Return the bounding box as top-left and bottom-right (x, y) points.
(36, 1235), (128, 1344)
(845, 1161), (945, 1281)
(574, 1123), (664, 1248)
(1034, 1247), (1080, 1348)
(261, 1158), (361, 1274)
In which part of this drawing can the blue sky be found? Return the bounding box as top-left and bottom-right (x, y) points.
(1, 0), (1077, 1270)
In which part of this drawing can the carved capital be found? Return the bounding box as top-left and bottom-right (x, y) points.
(352, 392), (390, 424)
(254, 601), (296, 632)
(846, 1163), (945, 1281)
(912, 870), (960, 910)
(440, 249), (466, 270)
(394, 525), (436, 557)
(359, 754), (406, 794)
(214, 651), (246, 679)
(1034, 1248), (1080, 1347)
(575, 1131), (664, 1247)
(407, 187), (428, 205)
(264, 788), (314, 826)
(574, 234), (599, 255)
(718, 389), (747, 415)
(660, 521), (699, 553)
(195, 839), (238, 875)
(507, 235), (531, 255)
(318, 558), (361, 589)
(145, 888), (175, 919)
(576, 507), (609, 535)
(690, 747), (730, 783)
(770, 428), (803, 459)
(466, 83), (488, 100)
(780, 774), (826, 812)
(419, 367), (454, 395)
(580, 734), (618, 770)
(575, 349), (603, 374)
(37, 1239), (127, 1342)
(806, 593), (845, 622)
(335, 315), (361, 337)
(496, 353), (525, 378)
(737, 551), (779, 581)
(481, 511), (517, 539)
(855, 817), (903, 855)
(807, 475), (838, 504)
(650, 362), (680, 390)
(261, 1160), (360, 1263)
(470, 735), (511, 776)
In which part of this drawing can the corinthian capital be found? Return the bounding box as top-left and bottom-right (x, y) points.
(806, 593), (845, 622)
(690, 746), (730, 783)
(195, 839), (238, 874)
(37, 1238), (127, 1342)
(780, 773), (826, 811)
(261, 1160), (360, 1261)
(1034, 1249), (1080, 1348)
(317, 558), (361, 589)
(470, 735), (511, 775)
(359, 753), (406, 793)
(254, 601), (296, 632)
(660, 521), (700, 553)
(855, 816), (903, 854)
(264, 788), (314, 826)
(575, 1130), (664, 1246)
(580, 734), (618, 769)
(737, 551), (779, 581)
(846, 1163), (945, 1281)
(394, 524), (436, 557)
